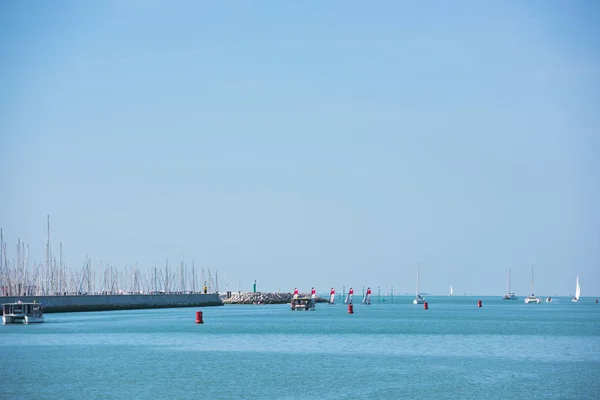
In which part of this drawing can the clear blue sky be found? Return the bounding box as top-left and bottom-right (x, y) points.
(1, 1), (598, 296)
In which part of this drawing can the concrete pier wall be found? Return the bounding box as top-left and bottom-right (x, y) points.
(0, 293), (223, 313)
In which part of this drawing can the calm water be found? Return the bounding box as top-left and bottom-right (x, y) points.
(2, 296), (599, 399)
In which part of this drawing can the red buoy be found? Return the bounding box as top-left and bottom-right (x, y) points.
(348, 304), (354, 314)
(477, 300), (482, 307)
(423, 302), (429, 310)
(195, 310), (204, 324)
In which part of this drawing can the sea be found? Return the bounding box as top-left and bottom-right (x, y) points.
(1, 296), (599, 400)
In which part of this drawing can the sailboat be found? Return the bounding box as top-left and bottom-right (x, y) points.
(449, 285), (453, 297)
(571, 276), (580, 303)
(502, 269), (518, 300)
(413, 264), (425, 304)
(524, 266), (540, 304)
(345, 287), (354, 304)
(362, 287), (372, 305)
(329, 288), (335, 304)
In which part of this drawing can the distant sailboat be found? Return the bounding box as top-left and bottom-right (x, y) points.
(329, 288), (335, 304)
(413, 264), (425, 304)
(362, 287), (372, 305)
(345, 287), (354, 304)
(524, 266), (540, 304)
(571, 276), (580, 303)
(502, 269), (518, 300)
(449, 285), (453, 297)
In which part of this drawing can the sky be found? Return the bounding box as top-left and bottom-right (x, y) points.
(0, 0), (599, 296)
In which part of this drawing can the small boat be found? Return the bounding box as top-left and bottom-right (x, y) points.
(545, 296), (552, 303)
(290, 297), (315, 311)
(571, 276), (580, 303)
(329, 288), (335, 304)
(2, 302), (44, 324)
(524, 266), (540, 304)
(502, 269), (518, 300)
(413, 264), (425, 304)
(449, 285), (453, 297)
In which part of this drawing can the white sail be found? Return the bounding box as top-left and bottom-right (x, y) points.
(574, 276), (581, 301)
(449, 285), (453, 296)
(345, 288), (354, 304)
(362, 287), (372, 305)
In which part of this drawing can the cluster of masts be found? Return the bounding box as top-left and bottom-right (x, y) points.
(0, 217), (227, 297)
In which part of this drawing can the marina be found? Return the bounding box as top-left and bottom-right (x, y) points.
(0, 219), (224, 299)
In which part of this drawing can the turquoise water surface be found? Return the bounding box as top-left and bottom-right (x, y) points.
(2, 296), (599, 399)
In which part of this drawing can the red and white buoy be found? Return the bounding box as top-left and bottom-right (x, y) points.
(477, 300), (482, 308)
(423, 302), (429, 310)
(195, 310), (204, 324)
(348, 304), (354, 314)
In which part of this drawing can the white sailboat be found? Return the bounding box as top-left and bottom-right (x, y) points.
(571, 276), (580, 303)
(345, 287), (354, 304)
(413, 263), (425, 304)
(362, 287), (372, 305)
(449, 285), (453, 297)
(524, 266), (540, 304)
(502, 269), (518, 300)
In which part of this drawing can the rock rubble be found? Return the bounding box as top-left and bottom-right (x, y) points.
(221, 292), (327, 304)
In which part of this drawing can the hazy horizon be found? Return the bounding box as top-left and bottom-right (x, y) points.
(1, 1), (598, 296)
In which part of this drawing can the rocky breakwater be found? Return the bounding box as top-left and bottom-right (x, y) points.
(222, 292), (327, 305)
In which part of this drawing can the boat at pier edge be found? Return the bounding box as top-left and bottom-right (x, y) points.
(2, 301), (44, 324)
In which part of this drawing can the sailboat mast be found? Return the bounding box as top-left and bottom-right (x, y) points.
(416, 262), (420, 295)
(531, 265), (534, 295)
(192, 259), (195, 293)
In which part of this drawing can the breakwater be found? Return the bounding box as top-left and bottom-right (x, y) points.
(222, 292), (327, 304)
(0, 293), (223, 314)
